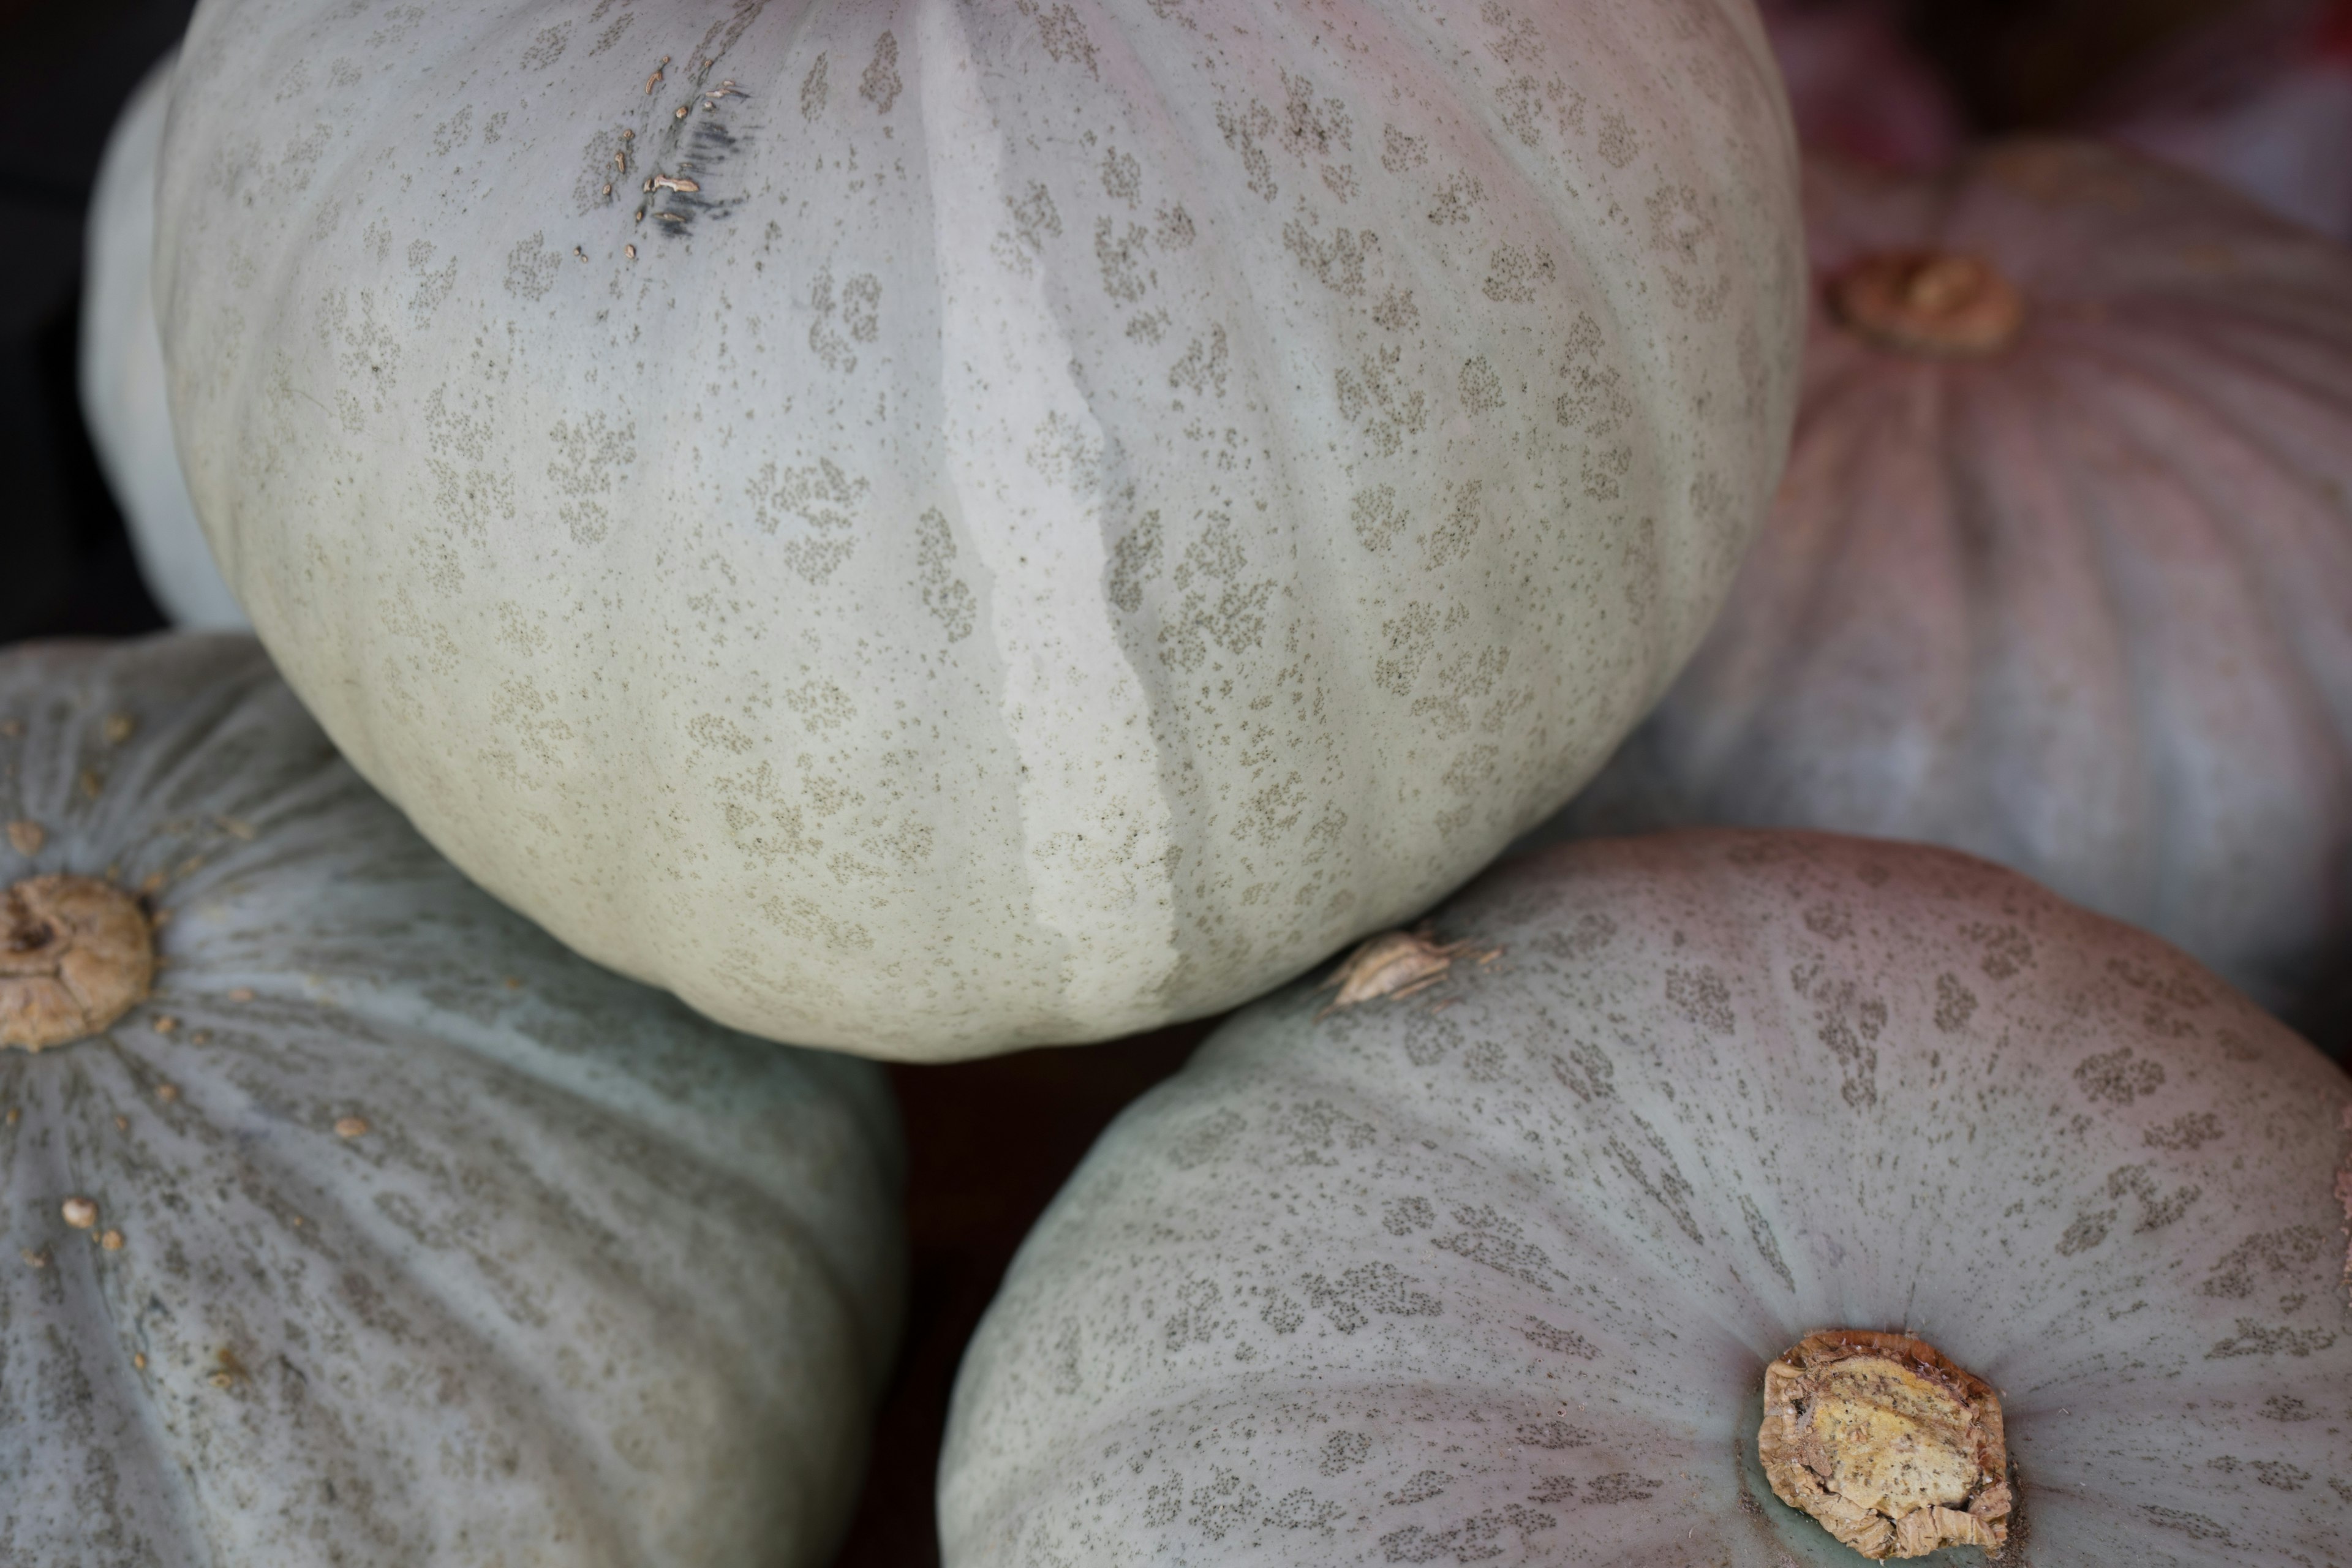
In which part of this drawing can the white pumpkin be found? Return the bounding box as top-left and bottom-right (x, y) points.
(1526, 141), (2352, 1037)
(941, 829), (2352, 1565)
(0, 635), (903, 1566)
(154, 0), (1805, 1060)
(81, 51), (246, 631)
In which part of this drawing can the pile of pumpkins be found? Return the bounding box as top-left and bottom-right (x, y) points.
(35, 0), (2352, 1562)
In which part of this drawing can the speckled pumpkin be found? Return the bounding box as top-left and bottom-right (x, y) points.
(84, 51), (246, 631)
(941, 830), (2352, 1566)
(1529, 140), (2352, 1038)
(153, 0), (1804, 1060)
(0, 635), (903, 1567)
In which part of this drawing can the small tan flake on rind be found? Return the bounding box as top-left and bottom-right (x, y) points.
(335, 1115), (369, 1139)
(61, 1196), (98, 1229)
(1759, 1330), (2010, 1560)
(5, 821), (41, 855)
(1317, 925), (1500, 1017)
(1, 876), (157, 1050)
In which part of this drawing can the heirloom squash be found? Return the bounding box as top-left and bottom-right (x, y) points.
(941, 830), (2352, 1566)
(154, 0), (1804, 1059)
(0, 635), (903, 1566)
(83, 53), (245, 631)
(1529, 141), (2352, 1036)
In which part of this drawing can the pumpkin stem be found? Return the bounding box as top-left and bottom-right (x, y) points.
(0, 875), (156, 1051)
(1830, 252), (2025, 358)
(1758, 1329), (2011, 1560)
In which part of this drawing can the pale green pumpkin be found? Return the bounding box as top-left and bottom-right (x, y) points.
(944, 830), (2351, 1565)
(156, 0), (1804, 1059)
(0, 635), (903, 1567)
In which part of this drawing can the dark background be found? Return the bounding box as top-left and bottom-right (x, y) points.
(0, 2), (2310, 1564)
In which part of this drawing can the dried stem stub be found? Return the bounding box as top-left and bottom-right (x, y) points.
(1830, 252), (2026, 358)
(1317, 925), (1500, 1017)
(1, 876), (156, 1050)
(1759, 1330), (2010, 1560)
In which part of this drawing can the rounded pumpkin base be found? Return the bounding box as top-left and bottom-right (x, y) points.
(0, 874), (154, 1050)
(1830, 252), (2026, 356)
(1758, 1329), (2011, 1561)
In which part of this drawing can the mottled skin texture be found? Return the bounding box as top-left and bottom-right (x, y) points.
(155, 0), (1803, 1060)
(0, 636), (905, 1567)
(83, 53), (246, 632)
(941, 831), (2352, 1566)
(1528, 141), (2352, 1037)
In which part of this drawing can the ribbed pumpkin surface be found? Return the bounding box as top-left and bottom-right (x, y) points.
(1537, 140), (2352, 1034)
(0, 635), (903, 1567)
(943, 830), (2352, 1566)
(154, 0), (1803, 1058)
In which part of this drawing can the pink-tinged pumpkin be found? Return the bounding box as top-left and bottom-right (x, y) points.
(941, 830), (2352, 1566)
(1758, 0), (1963, 172)
(1529, 140), (2352, 1040)
(2086, 0), (2352, 242)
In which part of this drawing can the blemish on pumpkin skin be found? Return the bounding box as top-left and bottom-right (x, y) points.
(62, 1196), (99, 1230)
(1317, 926), (1500, 1017)
(4, 820), (40, 854)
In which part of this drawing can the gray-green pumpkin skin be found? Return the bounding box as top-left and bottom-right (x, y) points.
(942, 829), (2352, 1566)
(0, 635), (903, 1567)
(155, 0), (1803, 1060)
